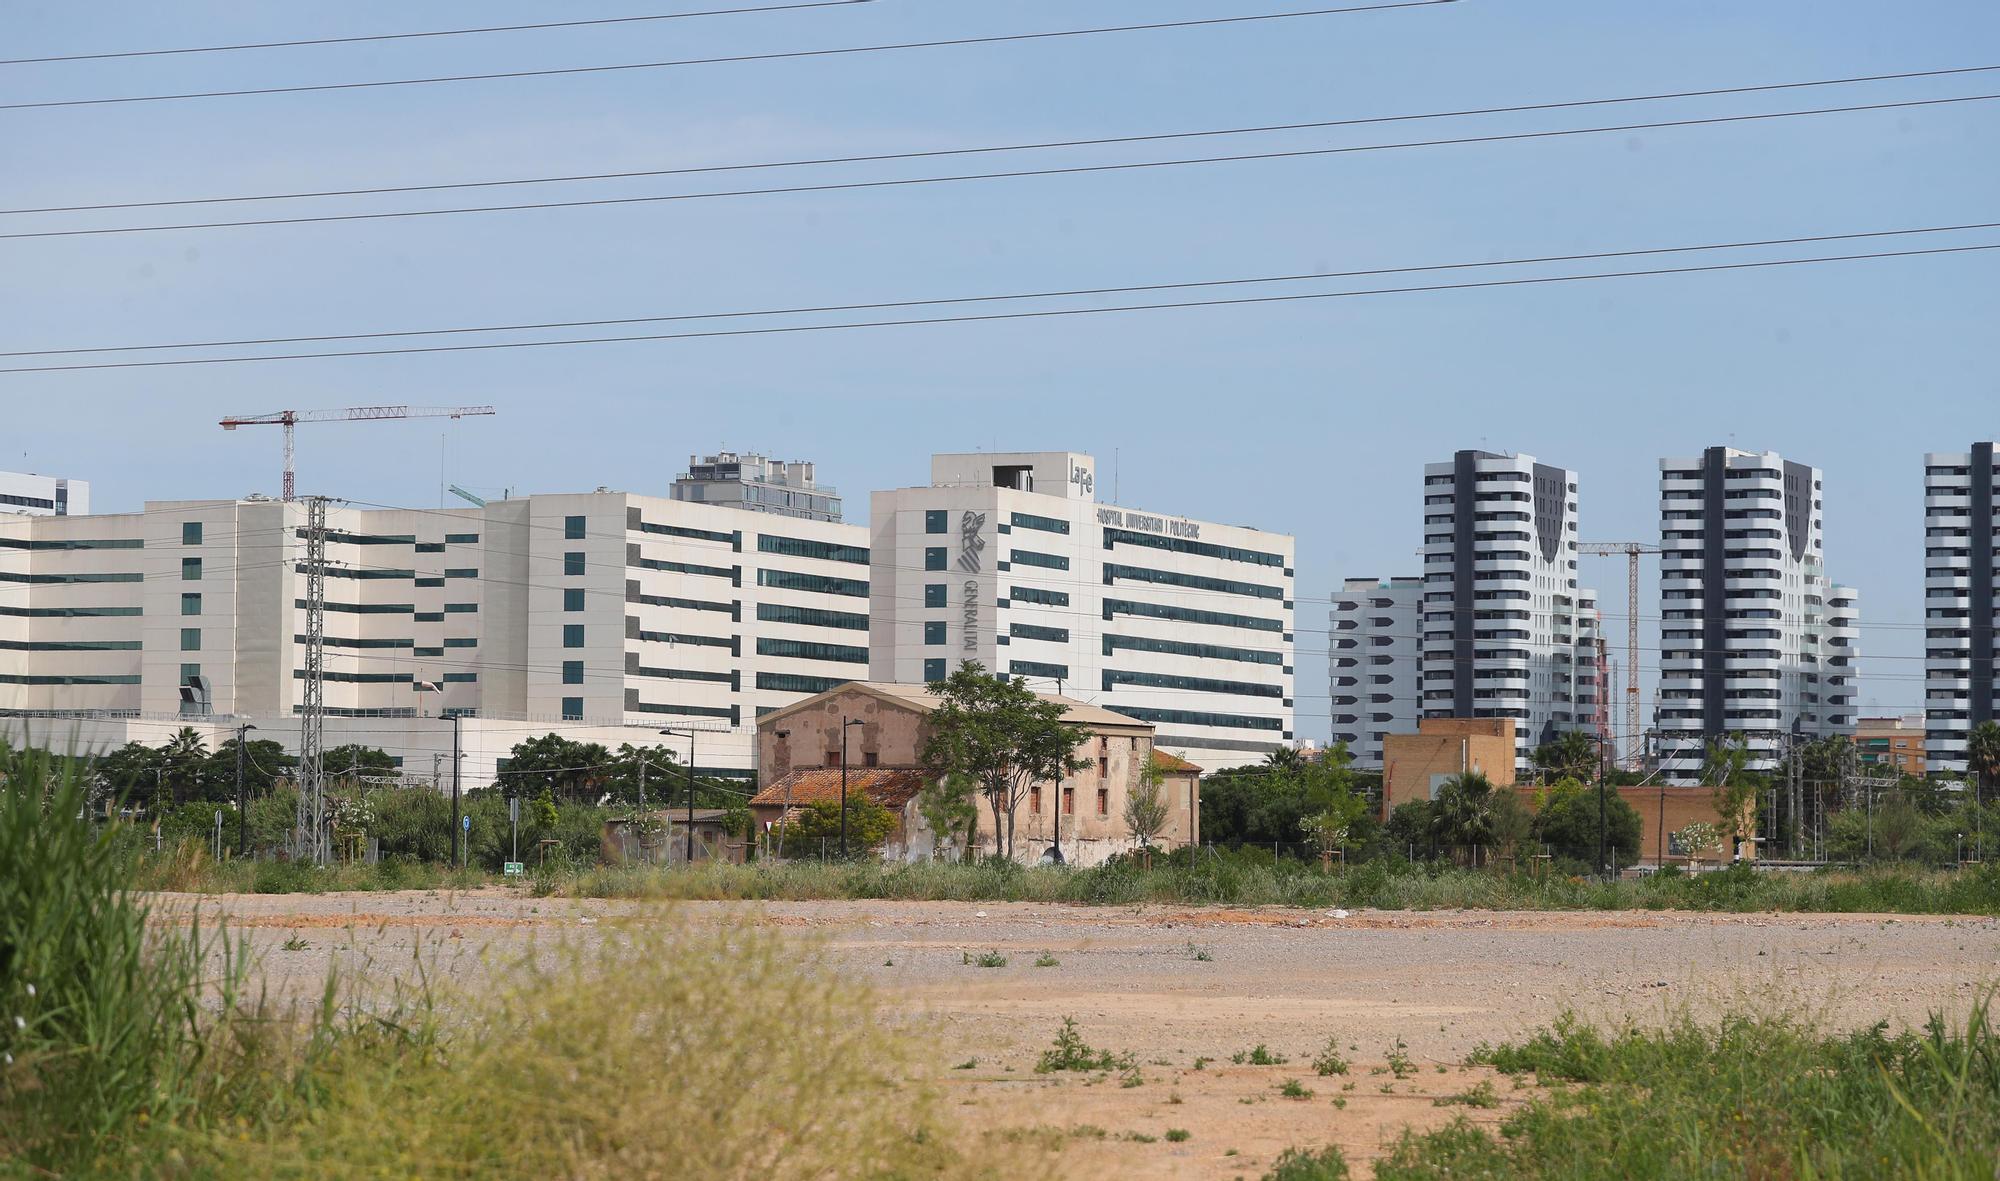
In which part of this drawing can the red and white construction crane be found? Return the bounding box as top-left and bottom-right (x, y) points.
(1579, 541), (1662, 770)
(219, 405), (496, 500)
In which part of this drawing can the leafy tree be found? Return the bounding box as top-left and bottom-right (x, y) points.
(1531, 779), (1640, 866)
(1298, 746), (1368, 864)
(195, 738), (296, 805)
(1531, 731), (1599, 785)
(1124, 758), (1172, 848)
(1384, 799), (1434, 857)
(607, 743), (676, 809)
(1698, 733), (1750, 787)
(1301, 800), (1364, 864)
(1199, 743), (1362, 853)
(498, 734), (613, 803)
(919, 662), (1089, 860)
(323, 744), (397, 782)
(91, 742), (163, 806)
(1672, 821), (1722, 863)
(1198, 767), (1311, 847)
(776, 797), (897, 858)
(1490, 786), (1534, 856)
(915, 772), (977, 860)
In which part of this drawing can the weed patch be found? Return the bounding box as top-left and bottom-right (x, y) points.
(1233, 1043), (1289, 1066)
(1037, 1017), (1134, 1074)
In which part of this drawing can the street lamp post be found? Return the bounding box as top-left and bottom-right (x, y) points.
(840, 717), (863, 859)
(234, 723), (257, 857)
(659, 729), (697, 866)
(414, 680), (462, 868)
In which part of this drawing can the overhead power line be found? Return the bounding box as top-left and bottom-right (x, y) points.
(1, 234), (1993, 375)
(6, 63), (1991, 217)
(0, 2), (1455, 112)
(0, 1), (875, 66)
(6, 92), (1994, 241)
(4, 219), (1991, 361)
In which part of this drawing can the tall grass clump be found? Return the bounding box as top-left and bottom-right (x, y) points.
(549, 851), (2000, 915)
(0, 742), (253, 1170)
(1360, 999), (2000, 1179)
(4, 739), (1002, 1178)
(197, 923), (985, 1179)
(126, 841), (492, 895)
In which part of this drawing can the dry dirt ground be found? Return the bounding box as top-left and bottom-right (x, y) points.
(154, 891), (2000, 1179)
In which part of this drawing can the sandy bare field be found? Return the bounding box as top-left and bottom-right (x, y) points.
(154, 891), (2000, 1178)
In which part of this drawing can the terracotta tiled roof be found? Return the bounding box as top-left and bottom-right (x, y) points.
(750, 767), (929, 811)
(755, 680), (1148, 731)
(1149, 750), (1203, 774)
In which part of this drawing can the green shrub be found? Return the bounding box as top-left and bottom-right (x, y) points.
(1037, 1017), (1130, 1073)
(1383, 1002), (2000, 1179)
(368, 786), (452, 862)
(1265, 1145), (1352, 1179)
(1233, 1044), (1287, 1066)
(776, 797), (898, 859)
(1312, 1037), (1350, 1076)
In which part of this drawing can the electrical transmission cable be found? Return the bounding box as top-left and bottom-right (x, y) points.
(5, 93), (1994, 240)
(0, 2), (1455, 111)
(3, 219), (1990, 361)
(0, 2), (875, 66)
(2, 238), (1993, 375)
(6, 63), (1991, 217)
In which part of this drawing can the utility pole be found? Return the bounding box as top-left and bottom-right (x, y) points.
(684, 736), (696, 866)
(234, 722), (256, 857)
(1597, 747), (1608, 876)
(656, 728), (700, 865)
(450, 712), (463, 869)
(296, 496), (328, 865)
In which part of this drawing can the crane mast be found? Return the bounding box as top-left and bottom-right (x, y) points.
(1579, 541), (1662, 770)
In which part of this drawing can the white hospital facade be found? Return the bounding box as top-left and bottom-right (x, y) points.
(1, 489), (872, 781)
(3, 454), (1294, 778)
(869, 452), (1295, 769)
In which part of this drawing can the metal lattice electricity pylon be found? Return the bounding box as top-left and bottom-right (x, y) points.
(296, 496), (329, 864)
(1580, 541), (1661, 770)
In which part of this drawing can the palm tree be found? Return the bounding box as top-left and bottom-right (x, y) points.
(1429, 771), (1498, 865)
(1967, 721), (2000, 807)
(1263, 746), (1306, 774)
(160, 727), (207, 807)
(1531, 731), (1598, 785)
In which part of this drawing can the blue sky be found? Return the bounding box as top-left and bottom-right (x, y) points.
(4, 0), (1997, 739)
